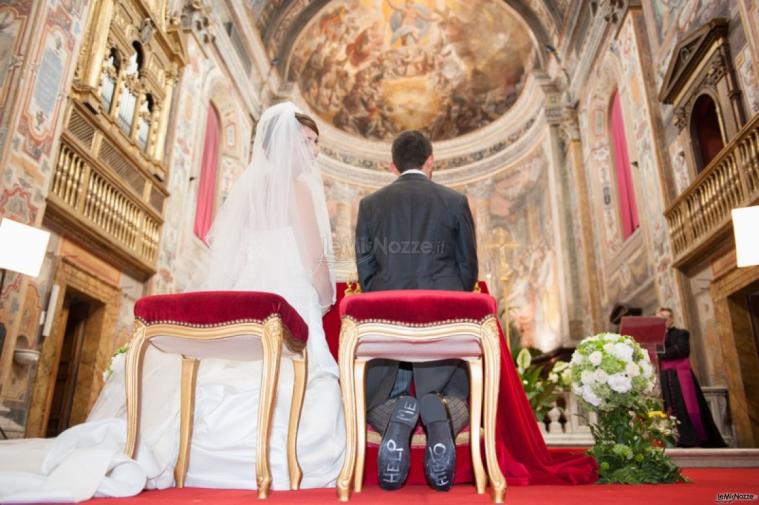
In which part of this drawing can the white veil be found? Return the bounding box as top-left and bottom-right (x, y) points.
(195, 101), (336, 311)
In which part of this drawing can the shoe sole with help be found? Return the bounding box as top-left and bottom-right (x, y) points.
(377, 395), (419, 490)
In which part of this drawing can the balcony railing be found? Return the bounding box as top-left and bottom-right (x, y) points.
(665, 114), (759, 266)
(46, 137), (162, 278)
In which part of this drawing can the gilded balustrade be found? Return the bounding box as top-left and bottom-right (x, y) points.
(665, 114), (759, 266)
(48, 136), (161, 274)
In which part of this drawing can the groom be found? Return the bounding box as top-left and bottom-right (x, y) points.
(354, 130), (478, 491)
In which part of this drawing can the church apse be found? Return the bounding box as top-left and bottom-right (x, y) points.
(288, 0), (536, 142)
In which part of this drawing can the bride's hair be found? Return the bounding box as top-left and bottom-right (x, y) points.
(295, 112), (319, 136)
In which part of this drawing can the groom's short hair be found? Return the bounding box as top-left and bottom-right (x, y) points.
(392, 130), (432, 172)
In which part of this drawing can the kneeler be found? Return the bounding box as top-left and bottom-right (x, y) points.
(322, 283), (598, 489)
(335, 288), (507, 503)
(123, 291), (309, 499)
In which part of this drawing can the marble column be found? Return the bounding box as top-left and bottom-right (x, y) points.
(560, 109), (602, 334)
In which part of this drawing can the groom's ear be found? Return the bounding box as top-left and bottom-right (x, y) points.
(389, 163), (401, 176)
(422, 155), (434, 175)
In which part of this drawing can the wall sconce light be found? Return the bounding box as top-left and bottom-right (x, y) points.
(732, 206), (759, 267)
(0, 218), (51, 361)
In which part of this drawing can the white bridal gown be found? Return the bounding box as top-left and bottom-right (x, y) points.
(0, 228), (346, 503)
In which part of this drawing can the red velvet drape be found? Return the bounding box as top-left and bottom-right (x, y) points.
(610, 92), (639, 240)
(193, 104), (221, 242)
(322, 283), (598, 486)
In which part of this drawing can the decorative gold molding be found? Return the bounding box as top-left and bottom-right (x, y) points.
(50, 0), (187, 277)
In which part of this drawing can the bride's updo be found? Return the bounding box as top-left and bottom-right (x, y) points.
(295, 112), (319, 136)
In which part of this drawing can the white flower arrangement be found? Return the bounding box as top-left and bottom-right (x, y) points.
(569, 332), (655, 411)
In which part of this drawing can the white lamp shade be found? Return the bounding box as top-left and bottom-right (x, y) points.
(0, 218), (50, 277)
(732, 206), (759, 267)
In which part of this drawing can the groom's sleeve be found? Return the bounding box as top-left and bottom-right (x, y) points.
(455, 195), (478, 291)
(355, 199), (377, 290)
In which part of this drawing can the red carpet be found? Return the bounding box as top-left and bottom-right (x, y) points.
(84, 468), (759, 505)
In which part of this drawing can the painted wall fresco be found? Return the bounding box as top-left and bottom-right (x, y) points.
(289, 0), (535, 141)
(485, 145), (563, 351)
(651, 0), (728, 73)
(736, 44), (759, 116)
(578, 27), (665, 327)
(0, 0), (92, 430)
(151, 36), (254, 296)
(574, 11), (689, 347)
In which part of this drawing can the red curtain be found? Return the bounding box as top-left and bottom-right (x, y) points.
(610, 92), (640, 240)
(193, 104), (221, 242)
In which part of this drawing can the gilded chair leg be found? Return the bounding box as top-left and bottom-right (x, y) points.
(288, 351), (307, 490)
(124, 325), (149, 459)
(175, 357), (199, 488)
(482, 320), (506, 503)
(352, 359), (368, 493)
(336, 319), (359, 501)
(258, 319), (284, 499)
(467, 357), (487, 494)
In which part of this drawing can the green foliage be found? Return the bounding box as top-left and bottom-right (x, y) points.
(587, 397), (685, 483)
(103, 343), (129, 381)
(515, 348), (571, 422)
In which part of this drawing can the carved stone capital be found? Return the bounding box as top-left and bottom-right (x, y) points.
(180, 0), (215, 44)
(707, 54), (728, 86)
(559, 110), (581, 143)
(673, 106), (688, 131)
(600, 0), (626, 25)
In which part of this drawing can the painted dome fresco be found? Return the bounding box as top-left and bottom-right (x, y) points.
(288, 0), (537, 142)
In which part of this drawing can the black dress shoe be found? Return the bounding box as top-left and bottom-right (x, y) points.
(377, 395), (419, 490)
(420, 393), (456, 491)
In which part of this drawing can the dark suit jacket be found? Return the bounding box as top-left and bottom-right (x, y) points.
(660, 327), (690, 360)
(355, 172), (478, 411)
(355, 173), (478, 292)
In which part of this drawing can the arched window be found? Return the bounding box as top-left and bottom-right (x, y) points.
(124, 41), (143, 76)
(193, 104), (221, 241)
(609, 91), (640, 240)
(100, 48), (120, 113)
(137, 94), (153, 152)
(690, 94), (725, 172)
(117, 42), (143, 135)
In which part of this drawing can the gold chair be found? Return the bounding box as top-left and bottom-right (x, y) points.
(335, 290), (506, 503)
(123, 292), (309, 498)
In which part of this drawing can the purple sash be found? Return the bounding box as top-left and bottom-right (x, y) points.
(661, 357), (707, 442)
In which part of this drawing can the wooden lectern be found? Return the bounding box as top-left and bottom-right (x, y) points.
(619, 316), (667, 367)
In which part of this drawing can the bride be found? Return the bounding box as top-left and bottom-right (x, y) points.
(0, 102), (345, 502)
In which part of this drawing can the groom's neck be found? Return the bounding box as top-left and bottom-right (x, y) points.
(400, 168), (428, 178)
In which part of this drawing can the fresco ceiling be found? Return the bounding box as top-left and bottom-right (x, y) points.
(245, 0), (562, 142)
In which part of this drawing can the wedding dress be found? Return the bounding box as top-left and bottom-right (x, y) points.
(0, 102), (345, 502)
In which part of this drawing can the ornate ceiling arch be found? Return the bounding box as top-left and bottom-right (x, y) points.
(246, 0), (562, 75)
(243, 0), (562, 143)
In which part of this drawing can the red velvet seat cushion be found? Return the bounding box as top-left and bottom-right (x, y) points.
(339, 289), (497, 324)
(134, 291), (308, 342)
